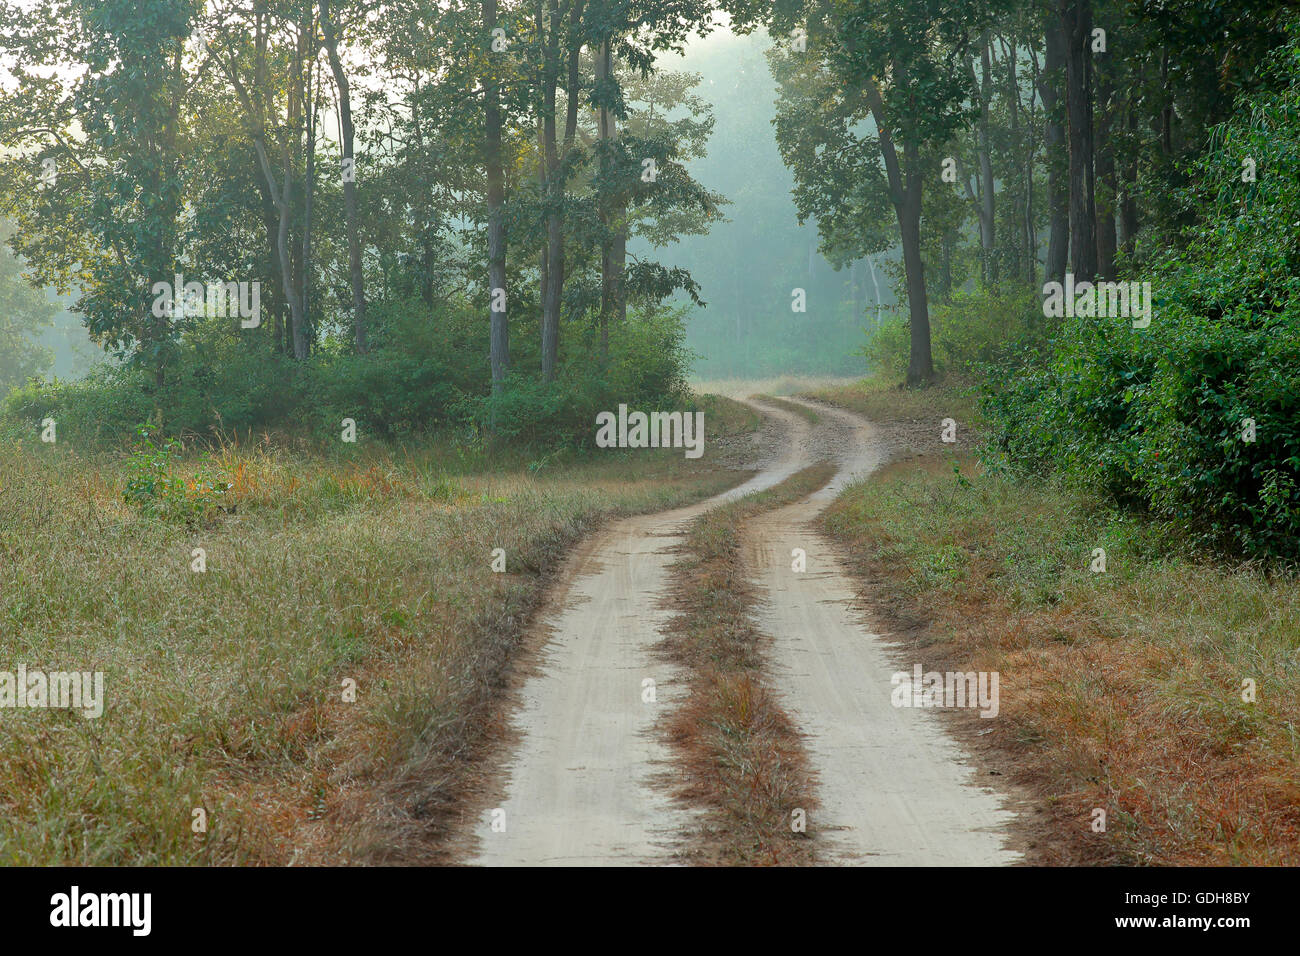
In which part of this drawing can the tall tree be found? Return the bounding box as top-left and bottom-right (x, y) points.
(0, 0), (195, 391)
(483, 0), (510, 393)
(735, 0), (1003, 385)
(320, 0), (368, 352)
(1059, 0), (1097, 282)
(1037, 6), (1069, 283)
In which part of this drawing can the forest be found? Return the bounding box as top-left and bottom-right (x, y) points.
(1, 0), (1298, 874)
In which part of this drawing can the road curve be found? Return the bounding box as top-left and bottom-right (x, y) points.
(747, 396), (1020, 865)
(468, 402), (814, 865)
(468, 396), (1019, 866)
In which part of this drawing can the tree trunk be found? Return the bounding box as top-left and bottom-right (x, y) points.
(977, 32), (996, 285)
(1095, 77), (1117, 279)
(484, 0), (509, 395)
(320, 0), (367, 353)
(864, 77), (932, 386)
(1118, 102), (1139, 257)
(596, 39), (615, 359)
(301, 56), (317, 341)
(539, 0), (562, 382)
(1040, 9), (1069, 284)
(1060, 0), (1097, 283)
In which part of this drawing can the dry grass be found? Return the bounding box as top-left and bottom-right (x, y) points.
(691, 375), (859, 400)
(815, 379), (1300, 866)
(660, 463), (836, 866)
(752, 395), (821, 424)
(0, 395), (759, 865)
(804, 373), (979, 430)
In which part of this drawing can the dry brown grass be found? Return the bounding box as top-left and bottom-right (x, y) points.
(660, 463), (836, 866)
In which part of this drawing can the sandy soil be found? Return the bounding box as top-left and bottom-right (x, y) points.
(467, 403), (813, 865)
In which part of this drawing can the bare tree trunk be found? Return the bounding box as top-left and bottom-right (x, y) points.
(537, 116), (548, 340)
(1003, 34), (1026, 283)
(596, 39), (624, 358)
(484, 0), (508, 395)
(217, 13), (308, 358)
(258, 188), (284, 349)
(301, 53), (318, 340)
(865, 77), (932, 386)
(539, 0), (562, 381)
(320, 0), (367, 353)
(1040, 9), (1069, 284)
(1095, 77), (1118, 279)
(977, 32), (996, 285)
(1061, 0), (1097, 283)
(1118, 102), (1139, 257)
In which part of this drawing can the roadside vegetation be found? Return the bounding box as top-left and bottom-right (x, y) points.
(0, 394), (757, 865)
(816, 379), (1300, 865)
(808, 24), (1300, 865)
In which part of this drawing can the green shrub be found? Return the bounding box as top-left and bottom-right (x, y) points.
(982, 30), (1300, 560)
(122, 425), (229, 524)
(1, 294), (697, 456)
(863, 285), (1044, 381)
(475, 303), (695, 448)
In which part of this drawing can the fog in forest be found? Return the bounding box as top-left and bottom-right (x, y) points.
(648, 26), (894, 381)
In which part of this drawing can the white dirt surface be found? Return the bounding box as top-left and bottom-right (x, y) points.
(469, 394), (1019, 866)
(468, 402), (813, 866)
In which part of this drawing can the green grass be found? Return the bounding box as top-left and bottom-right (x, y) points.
(0, 394), (759, 865)
(803, 372), (980, 426)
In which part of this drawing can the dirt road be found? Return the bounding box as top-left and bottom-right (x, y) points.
(468, 404), (814, 865)
(469, 397), (1018, 865)
(747, 397), (1021, 865)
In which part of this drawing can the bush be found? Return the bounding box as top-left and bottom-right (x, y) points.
(863, 285), (1044, 381)
(1, 294), (697, 456)
(475, 303), (695, 447)
(122, 425), (229, 524)
(982, 30), (1300, 561)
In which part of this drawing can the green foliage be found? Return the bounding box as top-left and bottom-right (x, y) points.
(864, 286), (1043, 380)
(122, 425), (228, 523)
(982, 31), (1300, 561)
(476, 304), (694, 447)
(1, 300), (697, 454)
(1, 365), (156, 445)
(0, 222), (56, 392)
(309, 296), (487, 441)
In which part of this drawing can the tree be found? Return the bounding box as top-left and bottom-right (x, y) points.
(0, 0), (196, 393)
(0, 222), (56, 393)
(320, 0), (369, 352)
(1059, 0), (1097, 282)
(732, 0), (1004, 385)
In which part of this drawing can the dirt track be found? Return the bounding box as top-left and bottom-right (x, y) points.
(468, 397), (1018, 865)
(747, 397), (1020, 865)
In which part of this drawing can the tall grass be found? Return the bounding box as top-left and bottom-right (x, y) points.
(0, 395), (758, 864)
